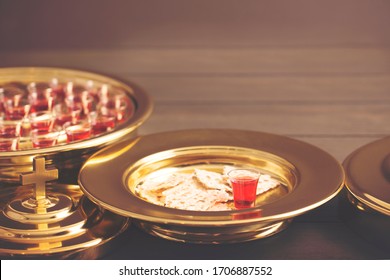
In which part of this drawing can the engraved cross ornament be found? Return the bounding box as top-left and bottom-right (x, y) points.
(20, 157), (58, 203)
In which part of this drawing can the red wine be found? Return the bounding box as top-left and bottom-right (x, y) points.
(65, 124), (91, 142)
(30, 130), (59, 148)
(5, 106), (25, 120)
(230, 176), (258, 209)
(30, 99), (49, 112)
(0, 126), (17, 137)
(32, 138), (57, 148)
(29, 112), (54, 131)
(91, 116), (115, 135)
(0, 139), (14, 151)
(0, 79), (133, 150)
(55, 114), (73, 127)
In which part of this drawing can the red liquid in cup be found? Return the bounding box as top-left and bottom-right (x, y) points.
(29, 112), (54, 131)
(53, 103), (81, 127)
(230, 176), (258, 209)
(5, 106), (25, 120)
(30, 121), (52, 131)
(31, 129), (59, 148)
(51, 86), (66, 102)
(0, 126), (17, 137)
(55, 114), (73, 127)
(91, 116), (115, 135)
(65, 124), (91, 142)
(30, 100), (49, 112)
(0, 139), (14, 151)
(32, 138), (57, 148)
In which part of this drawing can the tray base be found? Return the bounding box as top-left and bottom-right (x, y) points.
(0, 184), (129, 259)
(135, 218), (292, 244)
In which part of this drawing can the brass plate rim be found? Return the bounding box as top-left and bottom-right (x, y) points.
(343, 136), (390, 216)
(0, 66), (153, 156)
(79, 129), (344, 226)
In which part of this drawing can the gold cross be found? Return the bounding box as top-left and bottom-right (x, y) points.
(20, 157), (61, 250)
(20, 157), (58, 203)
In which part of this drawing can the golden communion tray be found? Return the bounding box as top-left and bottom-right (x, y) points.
(0, 67), (152, 184)
(0, 67), (151, 258)
(79, 129), (344, 244)
(343, 136), (390, 216)
(341, 136), (390, 250)
(0, 157), (129, 258)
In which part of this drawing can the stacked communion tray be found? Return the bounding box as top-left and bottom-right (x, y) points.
(0, 67), (152, 258)
(0, 67), (152, 183)
(1, 77), (133, 150)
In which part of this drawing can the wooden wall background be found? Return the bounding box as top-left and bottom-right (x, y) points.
(1, 0), (389, 259)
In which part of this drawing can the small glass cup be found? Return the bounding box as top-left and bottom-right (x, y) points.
(53, 103), (81, 127)
(30, 129), (59, 148)
(0, 118), (20, 151)
(65, 90), (94, 116)
(0, 85), (25, 101)
(85, 80), (99, 103)
(27, 82), (52, 112)
(2, 97), (30, 121)
(0, 136), (19, 151)
(89, 112), (116, 135)
(27, 82), (50, 96)
(0, 119), (22, 138)
(63, 120), (92, 143)
(97, 86), (130, 121)
(50, 78), (66, 102)
(28, 111), (55, 131)
(228, 168), (260, 209)
(98, 98), (128, 122)
(64, 81), (86, 97)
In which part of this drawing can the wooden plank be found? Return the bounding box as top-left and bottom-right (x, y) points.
(139, 120), (378, 162)
(291, 137), (379, 163)
(1, 48), (390, 75)
(138, 128), (378, 163)
(1, 0), (390, 49)
(2, 68), (390, 102)
(139, 103), (390, 136)
(130, 76), (390, 102)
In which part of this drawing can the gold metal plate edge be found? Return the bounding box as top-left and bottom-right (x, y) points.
(79, 129), (344, 226)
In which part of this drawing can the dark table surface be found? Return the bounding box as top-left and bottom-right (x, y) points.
(102, 190), (390, 260)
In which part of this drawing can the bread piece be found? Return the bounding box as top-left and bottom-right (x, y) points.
(257, 174), (280, 194)
(193, 169), (232, 192)
(136, 173), (191, 205)
(163, 178), (231, 211)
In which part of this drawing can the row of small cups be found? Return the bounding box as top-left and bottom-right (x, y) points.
(0, 112), (116, 151)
